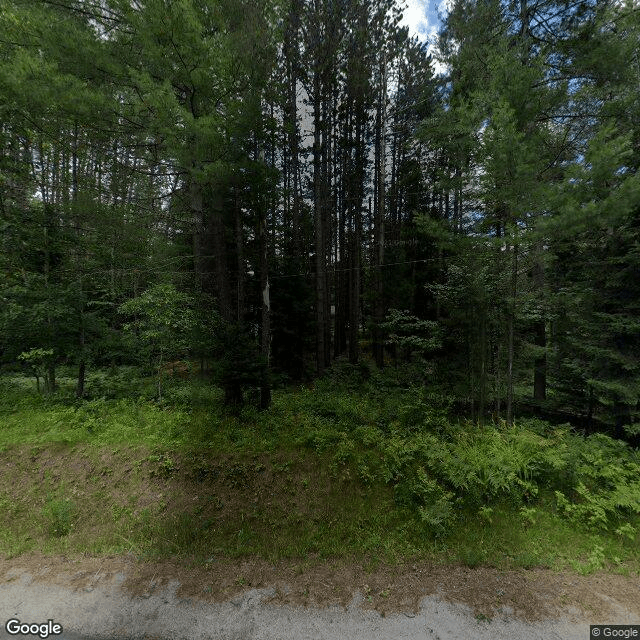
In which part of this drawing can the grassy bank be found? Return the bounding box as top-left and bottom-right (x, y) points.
(0, 367), (638, 575)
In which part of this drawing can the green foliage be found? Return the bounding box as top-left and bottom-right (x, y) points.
(395, 468), (455, 535)
(520, 506), (538, 527)
(287, 369), (640, 538)
(0, 368), (639, 569)
(119, 284), (195, 367)
(615, 523), (637, 542)
(147, 453), (177, 479)
(18, 348), (54, 392)
(572, 544), (606, 576)
(3, 366), (639, 545)
(119, 284), (197, 401)
(553, 434), (640, 532)
(459, 546), (488, 569)
(83, 367), (146, 400)
(0, 376), (187, 447)
(381, 309), (442, 358)
(210, 322), (269, 407)
(42, 494), (75, 538)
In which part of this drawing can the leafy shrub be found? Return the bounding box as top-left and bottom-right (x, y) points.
(293, 383), (640, 537)
(394, 468), (455, 535)
(554, 433), (640, 532)
(396, 390), (452, 433)
(322, 359), (373, 389)
(148, 453), (177, 478)
(433, 426), (567, 504)
(572, 544), (606, 575)
(381, 309), (442, 358)
(86, 367), (146, 400)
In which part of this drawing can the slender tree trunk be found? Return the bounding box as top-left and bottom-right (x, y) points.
(348, 211), (360, 365)
(191, 178), (203, 292)
(322, 96), (333, 369)
(313, 70), (327, 375)
(157, 351), (163, 404)
(479, 311), (487, 423)
(373, 53), (387, 368)
(76, 286), (86, 400)
(284, 0), (301, 258)
(348, 105), (363, 365)
(76, 352), (85, 398)
(586, 385), (594, 432)
(210, 191), (231, 322)
(259, 212), (271, 409)
(533, 252), (546, 401)
(494, 339), (502, 420)
(42, 204), (57, 393)
(234, 188), (245, 323)
(335, 119), (347, 358)
(533, 320), (547, 401)
(256, 141), (272, 409)
(71, 122), (86, 399)
(506, 237), (518, 426)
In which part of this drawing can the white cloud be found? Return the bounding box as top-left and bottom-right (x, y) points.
(399, 0), (449, 76)
(400, 0), (431, 40)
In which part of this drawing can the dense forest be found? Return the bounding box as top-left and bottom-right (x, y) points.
(0, 0), (638, 436)
(1, 1), (640, 594)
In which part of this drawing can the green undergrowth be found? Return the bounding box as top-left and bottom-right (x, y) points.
(0, 368), (638, 573)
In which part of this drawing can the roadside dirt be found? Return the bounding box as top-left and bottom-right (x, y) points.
(1, 553), (638, 623)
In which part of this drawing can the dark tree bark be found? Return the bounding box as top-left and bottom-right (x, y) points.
(373, 53), (387, 368)
(506, 239), (518, 426)
(260, 221), (271, 409)
(533, 254), (547, 402)
(313, 67), (327, 374)
(533, 320), (547, 402)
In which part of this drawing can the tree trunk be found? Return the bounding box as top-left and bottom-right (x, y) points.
(533, 252), (546, 401)
(335, 151), (347, 358)
(493, 339), (502, 420)
(45, 362), (56, 394)
(348, 228), (360, 364)
(259, 180), (271, 410)
(234, 188), (245, 323)
(76, 324), (86, 398)
(283, 1), (304, 376)
(322, 94), (333, 370)
(224, 383), (243, 407)
(373, 53), (387, 368)
(506, 238), (518, 426)
(479, 311), (487, 423)
(210, 190), (232, 322)
(613, 400), (631, 440)
(348, 106), (363, 365)
(191, 178), (203, 292)
(313, 69), (327, 375)
(533, 320), (547, 401)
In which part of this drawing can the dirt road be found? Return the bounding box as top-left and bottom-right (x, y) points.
(1, 556), (638, 640)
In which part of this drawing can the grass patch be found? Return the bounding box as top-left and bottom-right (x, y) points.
(0, 370), (638, 573)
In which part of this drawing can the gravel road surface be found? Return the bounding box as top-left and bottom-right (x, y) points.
(2, 566), (638, 640)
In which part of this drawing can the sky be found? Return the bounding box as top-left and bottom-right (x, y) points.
(400, 0), (440, 41)
(399, 0), (452, 73)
